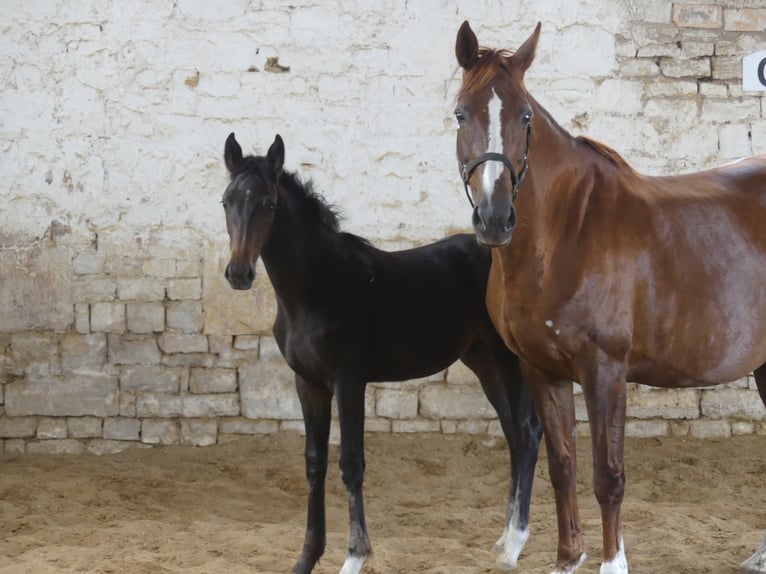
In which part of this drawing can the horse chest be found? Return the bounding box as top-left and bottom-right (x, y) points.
(274, 312), (337, 383)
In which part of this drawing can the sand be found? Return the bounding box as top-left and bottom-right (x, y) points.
(0, 432), (764, 574)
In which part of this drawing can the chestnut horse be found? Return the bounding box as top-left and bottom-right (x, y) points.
(452, 20), (766, 574)
(222, 133), (542, 573)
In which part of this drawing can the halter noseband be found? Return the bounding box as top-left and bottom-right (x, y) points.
(457, 124), (531, 208)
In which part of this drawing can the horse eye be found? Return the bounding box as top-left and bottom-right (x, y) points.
(522, 111), (532, 125)
(220, 199), (228, 209)
(455, 109), (466, 124)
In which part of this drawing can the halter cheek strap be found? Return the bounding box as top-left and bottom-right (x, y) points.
(457, 124), (531, 208)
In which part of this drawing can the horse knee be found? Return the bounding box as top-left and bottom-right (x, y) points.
(305, 450), (328, 485)
(593, 464), (625, 507)
(339, 452), (366, 490)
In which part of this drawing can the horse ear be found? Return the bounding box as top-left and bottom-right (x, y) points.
(511, 22), (541, 74)
(456, 20), (479, 70)
(224, 132), (243, 174)
(267, 134), (285, 176)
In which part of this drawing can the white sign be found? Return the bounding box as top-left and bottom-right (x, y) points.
(743, 51), (766, 92)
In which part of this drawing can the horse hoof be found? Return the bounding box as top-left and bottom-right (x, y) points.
(494, 556), (518, 571)
(339, 554), (368, 574)
(550, 552), (587, 574)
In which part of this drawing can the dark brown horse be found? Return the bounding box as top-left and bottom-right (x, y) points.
(452, 20), (766, 574)
(221, 133), (542, 573)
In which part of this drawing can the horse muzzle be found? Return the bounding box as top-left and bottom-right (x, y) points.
(472, 202), (517, 247)
(225, 261), (255, 290)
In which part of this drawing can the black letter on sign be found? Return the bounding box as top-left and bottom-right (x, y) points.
(759, 58), (766, 87)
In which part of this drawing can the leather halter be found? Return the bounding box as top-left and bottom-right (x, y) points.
(457, 124), (531, 208)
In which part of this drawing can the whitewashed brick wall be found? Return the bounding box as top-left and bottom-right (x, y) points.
(2, 0), (766, 452)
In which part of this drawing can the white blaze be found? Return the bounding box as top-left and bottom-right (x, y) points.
(482, 89), (504, 197)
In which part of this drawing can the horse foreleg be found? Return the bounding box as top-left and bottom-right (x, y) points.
(741, 365), (766, 574)
(335, 379), (371, 574)
(522, 360), (586, 574)
(293, 375), (333, 574)
(579, 357), (628, 574)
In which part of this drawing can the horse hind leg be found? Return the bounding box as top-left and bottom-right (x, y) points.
(461, 341), (542, 571)
(740, 364), (766, 574)
(335, 379), (372, 574)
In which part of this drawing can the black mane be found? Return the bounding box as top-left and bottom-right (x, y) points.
(276, 165), (373, 250)
(278, 168), (344, 234)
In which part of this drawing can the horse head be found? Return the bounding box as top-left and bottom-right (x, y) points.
(455, 20), (540, 247)
(222, 132), (283, 290)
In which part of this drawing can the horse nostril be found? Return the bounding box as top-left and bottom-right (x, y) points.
(224, 264), (231, 279)
(472, 206), (485, 231)
(504, 205), (518, 233)
(246, 265), (255, 283)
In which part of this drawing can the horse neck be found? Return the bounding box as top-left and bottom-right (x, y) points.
(259, 181), (334, 313)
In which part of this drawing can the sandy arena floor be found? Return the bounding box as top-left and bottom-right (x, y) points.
(0, 432), (764, 573)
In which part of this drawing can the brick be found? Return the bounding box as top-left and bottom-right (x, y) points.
(220, 417), (279, 435)
(27, 439), (85, 454)
(189, 367), (237, 393)
(158, 333), (208, 353)
(136, 392), (239, 417)
(700, 388), (766, 420)
(672, 4), (722, 29)
(659, 57), (711, 78)
(120, 366), (180, 392)
(4, 440), (26, 454)
(419, 384), (495, 419)
(60, 333), (106, 373)
(732, 421), (754, 435)
(5, 376), (119, 417)
(456, 419), (489, 434)
(108, 334), (161, 365)
(619, 59), (660, 77)
(142, 420), (180, 445)
(127, 302), (165, 333)
(0, 416), (37, 438)
(167, 278), (202, 300)
(180, 419), (217, 446)
(37, 417), (67, 439)
(91, 302), (126, 333)
(142, 258), (178, 278)
(690, 419), (731, 438)
(104, 417), (141, 440)
(71, 277), (118, 302)
(627, 388), (700, 419)
(166, 301), (204, 333)
(118, 278), (166, 301)
(376, 388), (418, 419)
(711, 56), (744, 81)
(11, 333), (59, 365)
(724, 8), (766, 32)
(240, 360), (301, 419)
(175, 259), (202, 278)
(67, 417), (103, 438)
(625, 420), (668, 438)
(233, 335), (259, 351)
(392, 420), (440, 433)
